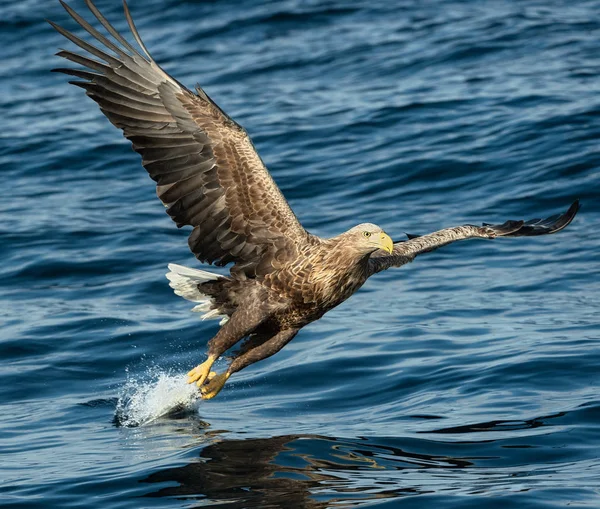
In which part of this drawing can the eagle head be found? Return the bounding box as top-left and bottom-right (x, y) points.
(345, 223), (394, 255)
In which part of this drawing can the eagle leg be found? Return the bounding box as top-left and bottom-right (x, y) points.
(189, 305), (272, 386)
(230, 329), (299, 375)
(199, 328), (298, 399)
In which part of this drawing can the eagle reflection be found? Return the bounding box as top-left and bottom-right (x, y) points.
(141, 434), (472, 508)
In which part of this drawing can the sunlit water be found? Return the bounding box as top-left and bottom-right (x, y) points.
(2, 0), (599, 507)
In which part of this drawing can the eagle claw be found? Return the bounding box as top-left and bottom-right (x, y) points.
(200, 372), (230, 399)
(187, 356), (216, 385)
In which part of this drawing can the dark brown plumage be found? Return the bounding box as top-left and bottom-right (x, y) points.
(51, 0), (580, 399)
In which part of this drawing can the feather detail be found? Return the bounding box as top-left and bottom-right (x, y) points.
(51, 0), (307, 279)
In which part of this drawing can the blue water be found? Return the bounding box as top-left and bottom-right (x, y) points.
(2, 0), (599, 507)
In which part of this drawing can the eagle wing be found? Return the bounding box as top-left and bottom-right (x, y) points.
(51, 0), (307, 278)
(369, 200), (580, 275)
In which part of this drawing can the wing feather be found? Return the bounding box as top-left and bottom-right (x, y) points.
(369, 201), (579, 275)
(51, 0), (307, 278)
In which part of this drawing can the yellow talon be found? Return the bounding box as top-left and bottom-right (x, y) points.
(186, 356), (216, 385)
(198, 370), (218, 387)
(200, 372), (230, 400)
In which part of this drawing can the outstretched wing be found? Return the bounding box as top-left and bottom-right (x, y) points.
(51, 0), (307, 278)
(369, 200), (580, 275)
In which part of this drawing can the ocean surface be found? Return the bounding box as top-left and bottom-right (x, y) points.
(1, 0), (599, 507)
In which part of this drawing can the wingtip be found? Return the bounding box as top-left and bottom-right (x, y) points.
(561, 199), (580, 222)
(46, 0), (73, 25)
(122, 0), (152, 60)
(562, 199), (580, 227)
(67, 80), (89, 89)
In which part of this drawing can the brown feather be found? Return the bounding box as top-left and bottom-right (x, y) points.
(369, 201), (580, 275)
(51, 0), (307, 279)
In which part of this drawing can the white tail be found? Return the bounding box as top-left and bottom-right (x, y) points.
(165, 264), (229, 325)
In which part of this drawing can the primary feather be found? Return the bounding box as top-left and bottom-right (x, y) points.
(52, 0), (307, 280)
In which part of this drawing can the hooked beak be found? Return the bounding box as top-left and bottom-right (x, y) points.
(380, 232), (394, 254)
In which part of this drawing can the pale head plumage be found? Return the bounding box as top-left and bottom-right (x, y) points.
(340, 223), (394, 255)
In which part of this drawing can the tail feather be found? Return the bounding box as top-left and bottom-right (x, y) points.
(166, 263), (229, 324)
(166, 263), (220, 302)
(190, 302), (212, 313)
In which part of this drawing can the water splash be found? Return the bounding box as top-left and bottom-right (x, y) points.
(115, 368), (201, 427)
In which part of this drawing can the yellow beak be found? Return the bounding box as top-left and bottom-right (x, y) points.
(380, 232), (394, 254)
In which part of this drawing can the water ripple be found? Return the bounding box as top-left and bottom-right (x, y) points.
(1, 0), (599, 507)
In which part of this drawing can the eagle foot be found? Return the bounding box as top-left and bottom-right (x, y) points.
(200, 372), (230, 400)
(187, 356), (216, 385)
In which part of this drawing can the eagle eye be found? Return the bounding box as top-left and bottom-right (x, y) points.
(362, 231), (372, 238)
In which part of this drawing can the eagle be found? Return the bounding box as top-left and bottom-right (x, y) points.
(51, 0), (579, 399)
